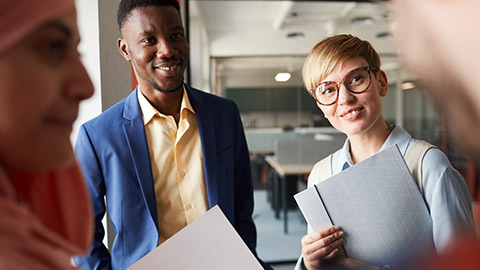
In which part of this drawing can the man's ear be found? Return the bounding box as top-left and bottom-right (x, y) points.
(117, 38), (131, 62)
(376, 69), (388, 96)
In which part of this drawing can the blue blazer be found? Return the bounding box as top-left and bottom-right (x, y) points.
(74, 85), (267, 269)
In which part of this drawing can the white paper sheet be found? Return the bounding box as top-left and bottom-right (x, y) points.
(128, 205), (264, 270)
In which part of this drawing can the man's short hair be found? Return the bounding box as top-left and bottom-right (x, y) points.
(117, 0), (180, 31)
(302, 34), (381, 91)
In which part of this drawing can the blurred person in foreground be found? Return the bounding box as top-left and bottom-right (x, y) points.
(295, 34), (474, 270)
(391, 0), (480, 269)
(391, 0), (480, 160)
(0, 0), (94, 269)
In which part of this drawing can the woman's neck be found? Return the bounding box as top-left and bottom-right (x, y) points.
(348, 120), (392, 164)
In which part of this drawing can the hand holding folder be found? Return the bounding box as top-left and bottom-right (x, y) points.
(295, 145), (434, 267)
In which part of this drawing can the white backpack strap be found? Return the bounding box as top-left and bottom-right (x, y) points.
(404, 140), (436, 193)
(318, 154), (333, 182)
(308, 154), (333, 187)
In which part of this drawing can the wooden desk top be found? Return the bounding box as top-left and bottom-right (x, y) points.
(264, 155), (315, 176)
(249, 150), (274, 156)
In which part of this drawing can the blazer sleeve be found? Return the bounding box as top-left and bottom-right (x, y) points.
(73, 125), (112, 270)
(230, 103), (272, 270)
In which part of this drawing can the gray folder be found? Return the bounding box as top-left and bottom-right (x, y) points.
(294, 145), (434, 266)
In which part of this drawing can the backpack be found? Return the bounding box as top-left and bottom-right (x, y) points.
(312, 140), (436, 193)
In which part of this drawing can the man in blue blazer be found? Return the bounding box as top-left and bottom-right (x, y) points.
(74, 0), (270, 269)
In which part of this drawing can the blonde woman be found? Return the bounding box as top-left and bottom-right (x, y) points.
(296, 34), (474, 270)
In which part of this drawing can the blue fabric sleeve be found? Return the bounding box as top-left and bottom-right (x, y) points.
(421, 148), (474, 252)
(73, 125), (112, 270)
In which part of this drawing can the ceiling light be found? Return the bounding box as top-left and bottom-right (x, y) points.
(376, 32), (391, 39)
(351, 16), (374, 25)
(401, 81), (415, 90)
(275, 72), (291, 82)
(286, 32), (304, 39)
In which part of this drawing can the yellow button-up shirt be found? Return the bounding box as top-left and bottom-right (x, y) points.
(138, 87), (208, 245)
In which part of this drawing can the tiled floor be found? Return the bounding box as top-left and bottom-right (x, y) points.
(253, 189), (306, 268)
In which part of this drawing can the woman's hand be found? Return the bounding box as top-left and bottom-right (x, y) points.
(335, 257), (380, 270)
(301, 225), (344, 270)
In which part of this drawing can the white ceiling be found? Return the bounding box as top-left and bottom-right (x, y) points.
(188, 0), (398, 88)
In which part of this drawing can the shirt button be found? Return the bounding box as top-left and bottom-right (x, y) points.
(185, 204), (192, 210)
(180, 172), (186, 178)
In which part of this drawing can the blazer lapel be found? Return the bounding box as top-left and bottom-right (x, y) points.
(187, 86), (219, 207)
(122, 89), (158, 228)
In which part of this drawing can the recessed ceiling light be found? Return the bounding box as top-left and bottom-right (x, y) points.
(376, 32), (391, 39)
(275, 72), (291, 82)
(286, 32), (304, 39)
(401, 81), (415, 90)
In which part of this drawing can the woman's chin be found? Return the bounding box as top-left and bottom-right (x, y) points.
(21, 145), (75, 172)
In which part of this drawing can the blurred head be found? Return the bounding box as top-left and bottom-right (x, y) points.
(391, 0), (480, 159)
(302, 34), (381, 92)
(117, 0), (188, 94)
(0, 0), (94, 172)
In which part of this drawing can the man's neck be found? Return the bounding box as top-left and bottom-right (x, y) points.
(139, 84), (184, 122)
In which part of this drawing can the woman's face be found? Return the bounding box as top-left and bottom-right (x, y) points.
(316, 57), (388, 137)
(0, 8), (94, 172)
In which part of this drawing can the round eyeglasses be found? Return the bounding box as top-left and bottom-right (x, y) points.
(309, 66), (379, 106)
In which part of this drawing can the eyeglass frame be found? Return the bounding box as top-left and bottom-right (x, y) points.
(308, 66), (379, 106)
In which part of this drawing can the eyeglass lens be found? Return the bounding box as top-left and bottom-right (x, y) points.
(314, 68), (371, 105)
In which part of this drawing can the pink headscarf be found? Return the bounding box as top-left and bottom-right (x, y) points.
(0, 1), (93, 267)
(0, 0), (75, 55)
(0, 163), (94, 269)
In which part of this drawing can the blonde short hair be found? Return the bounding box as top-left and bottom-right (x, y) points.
(302, 34), (381, 91)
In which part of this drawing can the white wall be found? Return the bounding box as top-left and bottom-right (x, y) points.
(75, 0), (132, 250)
(73, 1), (102, 145)
(188, 0), (212, 91)
(74, 0), (131, 147)
(98, 0), (132, 109)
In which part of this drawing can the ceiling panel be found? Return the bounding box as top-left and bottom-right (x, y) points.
(188, 0), (398, 88)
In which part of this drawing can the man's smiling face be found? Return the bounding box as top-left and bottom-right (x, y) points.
(118, 5), (189, 94)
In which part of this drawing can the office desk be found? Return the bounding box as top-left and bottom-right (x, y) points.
(265, 155), (314, 233)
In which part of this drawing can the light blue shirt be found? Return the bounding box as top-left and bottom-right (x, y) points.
(331, 125), (474, 251)
(295, 125), (474, 270)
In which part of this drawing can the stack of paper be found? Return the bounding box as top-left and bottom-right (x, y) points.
(294, 145), (434, 266)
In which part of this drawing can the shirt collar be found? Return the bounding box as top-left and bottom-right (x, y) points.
(335, 125), (412, 171)
(337, 139), (353, 169)
(137, 85), (195, 126)
(378, 125), (412, 156)
(181, 87), (196, 119)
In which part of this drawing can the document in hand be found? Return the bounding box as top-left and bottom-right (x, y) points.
(128, 205), (264, 270)
(294, 145), (434, 266)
